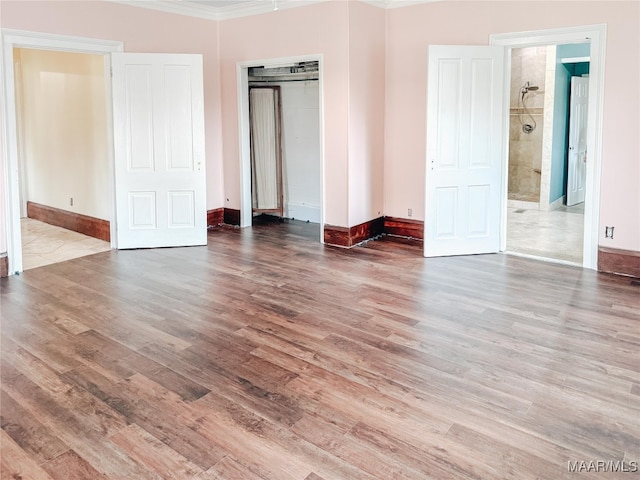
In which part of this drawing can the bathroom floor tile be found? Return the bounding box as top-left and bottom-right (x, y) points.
(506, 205), (583, 264)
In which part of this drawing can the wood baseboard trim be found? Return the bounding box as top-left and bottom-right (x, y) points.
(207, 208), (224, 227)
(224, 208), (241, 226)
(383, 216), (424, 240)
(598, 247), (640, 278)
(27, 201), (110, 242)
(324, 217), (384, 248)
(0, 255), (8, 278)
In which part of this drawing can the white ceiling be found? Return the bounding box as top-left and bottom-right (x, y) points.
(112, 0), (431, 21)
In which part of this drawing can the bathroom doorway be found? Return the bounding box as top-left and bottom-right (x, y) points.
(506, 42), (590, 265)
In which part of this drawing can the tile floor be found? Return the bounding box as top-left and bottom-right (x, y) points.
(21, 218), (111, 271)
(506, 203), (584, 265)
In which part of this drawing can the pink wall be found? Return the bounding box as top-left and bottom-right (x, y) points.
(0, 0), (225, 213)
(384, 1), (640, 251)
(2, 0), (638, 253)
(347, 1), (386, 226)
(218, 2), (351, 226)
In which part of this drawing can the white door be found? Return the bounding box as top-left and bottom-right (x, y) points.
(112, 53), (206, 249)
(425, 45), (505, 257)
(567, 76), (588, 206)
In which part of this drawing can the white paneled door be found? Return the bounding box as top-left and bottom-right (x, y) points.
(112, 53), (206, 249)
(567, 76), (588, 206)
(425, 45), (505, 257)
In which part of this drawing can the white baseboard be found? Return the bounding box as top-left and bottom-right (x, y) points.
(548, 195), (566, 211)
(285, 203), (320, 223)
(507, 199), (539, 210)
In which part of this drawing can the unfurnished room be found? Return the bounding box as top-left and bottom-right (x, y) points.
(0, 1), (638, 479)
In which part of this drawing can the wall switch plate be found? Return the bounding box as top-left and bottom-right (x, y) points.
(408, 208), (412, 217)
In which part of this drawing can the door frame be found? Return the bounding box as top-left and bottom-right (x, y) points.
(1, 29), (123, 274)
(491, 24), (606, 270)
(236, 54), (325, 242)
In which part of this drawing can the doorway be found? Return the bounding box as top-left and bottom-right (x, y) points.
(505, 42), (590, 265)
(1, 30), (122, 275)
(13, 47), (112, 270)
(491, 24), (606, 270)
(237, 56), (324, 241)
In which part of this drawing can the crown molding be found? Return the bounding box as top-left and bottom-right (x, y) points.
(110, 0), (220, 20)
(110, 0), (437, 21)
(361, 0), (436, 7)
(218, 0), (325, 20)
(111, 0), (327, 21)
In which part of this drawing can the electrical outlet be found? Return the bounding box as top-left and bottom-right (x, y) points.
(70, 197), (74, 206)
(605, 226), (614, 239)
(408, 208), (413, 217)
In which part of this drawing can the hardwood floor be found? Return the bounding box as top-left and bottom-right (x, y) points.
(1, 219), (638, 479)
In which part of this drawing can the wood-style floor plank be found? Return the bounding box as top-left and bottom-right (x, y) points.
(0, 389), (69, 465)
(41, 450), (108, 480)
(1, 429), (56, 480)
(1, 219), (639, 479)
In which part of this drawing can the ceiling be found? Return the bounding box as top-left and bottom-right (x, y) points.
(112, 0), (430, 21)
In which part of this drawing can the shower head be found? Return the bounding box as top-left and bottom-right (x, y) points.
(526, 85), (539, 91)
(521, 81), (539, 93)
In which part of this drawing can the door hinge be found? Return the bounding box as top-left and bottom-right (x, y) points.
(110, 66), (113, 77)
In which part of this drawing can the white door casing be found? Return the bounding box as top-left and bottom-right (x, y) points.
(112, 53), (206, 249)
(567, 76), (588, 206)
(236, 54), (325, 241)
(424, 45), (505, 257)
(491, 24), (607, 270)
(1, 29), (122, 275)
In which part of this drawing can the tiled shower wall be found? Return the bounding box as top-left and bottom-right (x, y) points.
(508, 47), (547, 203)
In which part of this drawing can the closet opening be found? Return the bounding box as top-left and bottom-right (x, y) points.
(245, 60), (322, 235)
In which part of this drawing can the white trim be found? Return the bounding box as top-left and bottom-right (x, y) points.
(538, 44), (556, 213)
(561, 56), (590, 64)
(549, 195), (566, 211)
(382, 0), (440, 8)
(109, 0), (440, 21)
(103, 55), (118, 248)
(491, 24), (606, 271)
(237, 64), (252, 229)
(110, 0), (326, 21)
(504, 251), (581, 268)
(236, 54), (325, 242)
(1, 30), (123, 53)
(0, 29), (123, 275)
